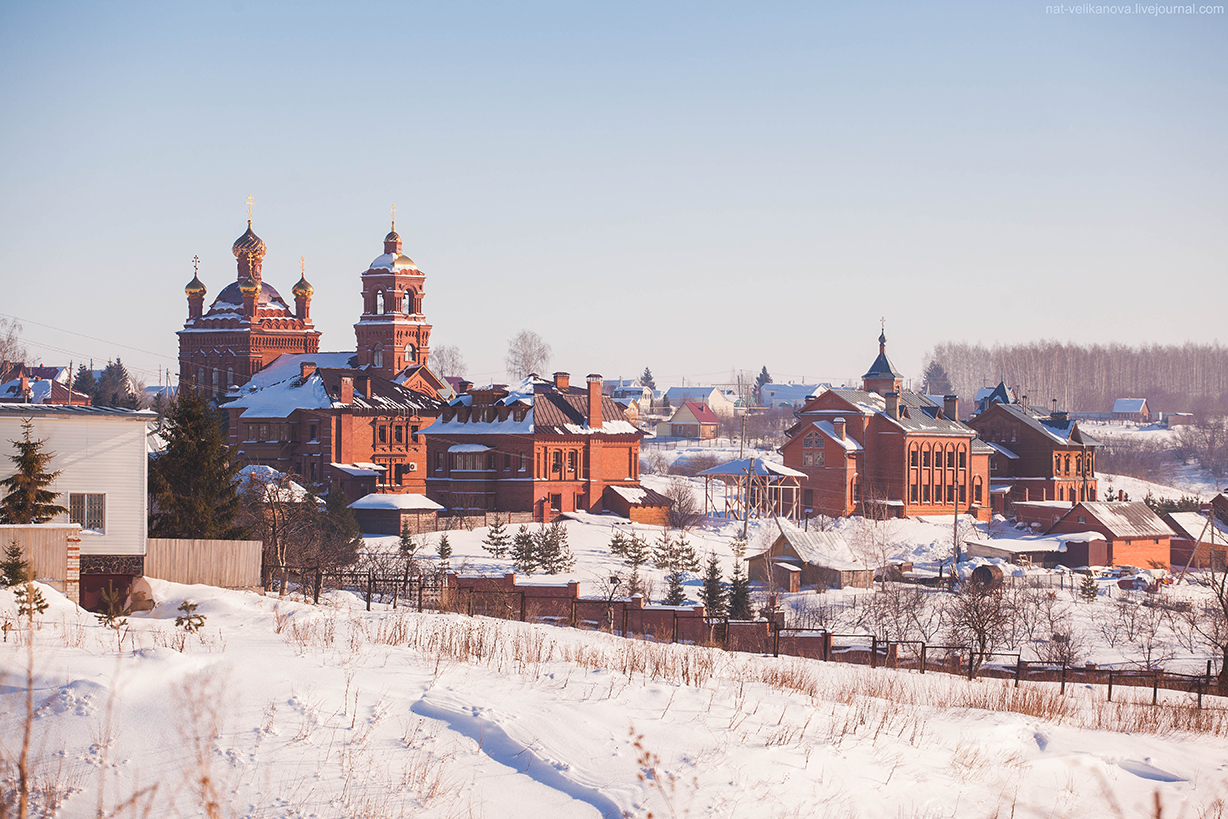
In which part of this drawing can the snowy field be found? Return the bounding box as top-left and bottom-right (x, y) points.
(3, 578), (1228, 819)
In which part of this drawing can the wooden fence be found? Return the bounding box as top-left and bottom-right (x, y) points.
(145, 538), (263, 589)
(0, 524), (79, 603)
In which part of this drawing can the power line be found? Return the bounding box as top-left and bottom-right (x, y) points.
(0, 311), (176, 362)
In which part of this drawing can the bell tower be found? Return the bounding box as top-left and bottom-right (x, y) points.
(354, 209), (432, 377)
(861, 321), (904, 397)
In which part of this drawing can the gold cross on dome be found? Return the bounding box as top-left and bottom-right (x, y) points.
(300, 255), (306, 275)
(246, 194), (255, 222)
(192, 254), (200, 274)
(390, 203), (396, 229)
(880, 316), (885, 332)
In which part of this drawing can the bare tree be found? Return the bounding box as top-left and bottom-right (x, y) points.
(504, 330), (551, 379)
(0, 317), (31, 364)
(943, 581), (1017, 670)
(663, 477), (704, 531)
(430, 344), (467, 379)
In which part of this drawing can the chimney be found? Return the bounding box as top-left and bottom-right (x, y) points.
(18, 372), (30, 403)
(300, 361), (317, 381)
(553, 371), (570, 391)
(587, 374), (603, 430)
(355, 375), (371, 398)
(340, 375), (354, 404)
(885, 392), (900, 420)
(458, 380), (473, 394)
(943, 394), (959, 421)
(832, 416), (846, 440)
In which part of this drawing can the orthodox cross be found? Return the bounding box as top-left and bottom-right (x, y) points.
(192, 255), (200, 275)
(246, 194), (255, 222)
(390, 203), (396, 230)
(880, 316), (885, 332)
(300, 255), (306, 275)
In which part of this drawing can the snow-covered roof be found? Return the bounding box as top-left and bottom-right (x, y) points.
(697, 458), (806, 478)
(349, 493), (442, 511)
(238, 464), (314, 503)
(803, 420), (862, 452)
(760, 383), (826, 406)
(1113, 398), (1148, 414)
(428, 376), (639, 437)
(448, 443), (492, 453)
(1055, 502), (1172, 539)
(766, 523), (866, 571)
(606, 485), (671, 507)
(985, 441), (1019, 460)
(330, 462), (386, 477)
(1163, 512), (1228, 543)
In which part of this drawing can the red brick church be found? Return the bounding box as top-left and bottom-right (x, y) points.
(178, 217), (321, 398)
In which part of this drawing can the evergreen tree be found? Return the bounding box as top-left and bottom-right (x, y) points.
(754, 366), (772, 404)
(1079, 573), (1098, 603)
(482, 514), (511, 558)
(15, 581), (48, 620)
(72, 364), (96, 398)
(639, 368), (656, 390)
(437, 532), (452, 567)
(609, 530), (651, 595)
(654, 530), (699, 606)
(2, 539), (31, 587)
(400, 522), (419, 565)
(535, 521), (575, 574)
(320, 486), (363, 566)
(727, 532), (753, 619)
(93, 359), (139, 409)
(700, 551), (727, 618)
(922, 360), (954, 396)
(0, 418), (66, 524)
(511, 524), (538, 575)
(148, 386), (246, 539)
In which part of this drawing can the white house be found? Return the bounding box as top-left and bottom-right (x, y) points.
(662, 386), (737, 417)
(0, 404), (153, 608)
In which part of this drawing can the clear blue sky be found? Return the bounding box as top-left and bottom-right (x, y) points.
(1, 1), (1225, 389)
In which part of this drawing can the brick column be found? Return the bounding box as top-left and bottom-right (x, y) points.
(65, 534), (80, 606)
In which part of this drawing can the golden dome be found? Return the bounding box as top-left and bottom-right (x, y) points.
(292, 275), (314, 298)
(232, 221), (267, 258)
(239, 276), (260, 297)
(393, 254), (417, 270)
(184, 274), (207, 298)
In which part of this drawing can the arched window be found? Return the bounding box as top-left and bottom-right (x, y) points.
(406, 344), (417, 363)
(372, 344), (384, 369)
(196, 367), (205, 387)
(375, 290), (385, 314)
(403, 290), (411, 316)
(226, 367), (234, 389)
(211, 368), (219, 395)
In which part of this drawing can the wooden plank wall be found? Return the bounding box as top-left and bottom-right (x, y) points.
(0, 524), (75, 599)
(145, 538), (263, 589)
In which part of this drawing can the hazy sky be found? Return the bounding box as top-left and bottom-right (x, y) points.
(1, 2), (1225, 390)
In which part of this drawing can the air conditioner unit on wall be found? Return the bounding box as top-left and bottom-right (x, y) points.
(408, 462), (418, 471)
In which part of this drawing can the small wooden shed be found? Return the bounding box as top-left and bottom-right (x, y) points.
(349, 492), (444, 535)
(748, 522), (872, 590)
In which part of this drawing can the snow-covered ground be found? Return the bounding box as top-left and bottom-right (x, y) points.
(3, 579), (1227, 819)
(1084, 421), (1226, 499)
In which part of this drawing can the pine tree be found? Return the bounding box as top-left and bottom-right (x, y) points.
(320, 487), (363, 566)
(437, 533), (452, 567)
(0, 418), (66, 524)
(728, 532), (753, 619)
(511, 524), (538, 575)
(700, 552), (727, 618)
(639, 368), (656, 390)
(2, 539), (31, 587)
(148, 387), (246, 539)
(654, 530), (699, 606)
(536, 521), (575, 574)
(609, 530), (651, 595)
(483, 514), (511, 558)
(72, 364), (96, 397)
(1079, 573), (1098, 603)
(754, 366), (772, 404)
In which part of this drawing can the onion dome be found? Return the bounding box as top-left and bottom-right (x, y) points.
(184, 274), (207, 298)
(385, 228), (400, 244)
(292, 275), (314, 299)
(393, 253), (417, 270)
(232, 221), (267, 259)
(239, 276), (260, 297)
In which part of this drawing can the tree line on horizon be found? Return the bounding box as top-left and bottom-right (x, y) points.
(925, 340), (1228, 416)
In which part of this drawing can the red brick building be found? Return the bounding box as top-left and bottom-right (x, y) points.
(422, 372), (648, 521)
(1046, 502), (1172, 569)
(782, 332), (992, 521)
(353, 224), (433, 377)
(966, 401), (1100, 513)
(178, 220), (321, 398)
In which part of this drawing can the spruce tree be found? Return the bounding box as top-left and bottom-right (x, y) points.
(2, 539), (31, 587)
(639, 368), (656, 390)
(700, 552), (727, 617)
(1079, 573), (1098, 603)
(72, 364), (96, 398)
(16, 581), (48, 620)
(400, 522), (419, 567)
(609, 530), (651, 595)
(754, 366), (772, 404)
(536, 521), (575, 574)
(437, 532), (452, 567)
(482, 514), (511, 558)
(320, 487), (363, 566)
(511, 524), (538, 575)
(0, 418), (66, 524)
(93, 359), (138, 409)
(728, 532), (753, 619)
(654, 530), (699, 606)
(922, 360), (954, 396)
(148, 386), (245, 539)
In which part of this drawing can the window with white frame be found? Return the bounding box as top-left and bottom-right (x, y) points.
(69, 493), (105, 534)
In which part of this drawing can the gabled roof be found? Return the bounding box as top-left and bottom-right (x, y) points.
(697, 458), (806, 478)
(1113, 398), (1148, 414)
(768, 523), (865, 571)
(663, 386), (733, 404)
(984, 441), (1019, 460)
(801, 420), (863, 452)
(1050, 502), (1173, 539)
(670, 401), (720, 424)
(606, 485), (672, 507)
(760, 383), (826, 405)
(1162, 512), (1228, 543)
(228, 358), (443, 419)
(428, 376), (638, 436)
(976, 381), (1015, 408)
(979, 402), (1102, 447)
(349, 493), (443, 511)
